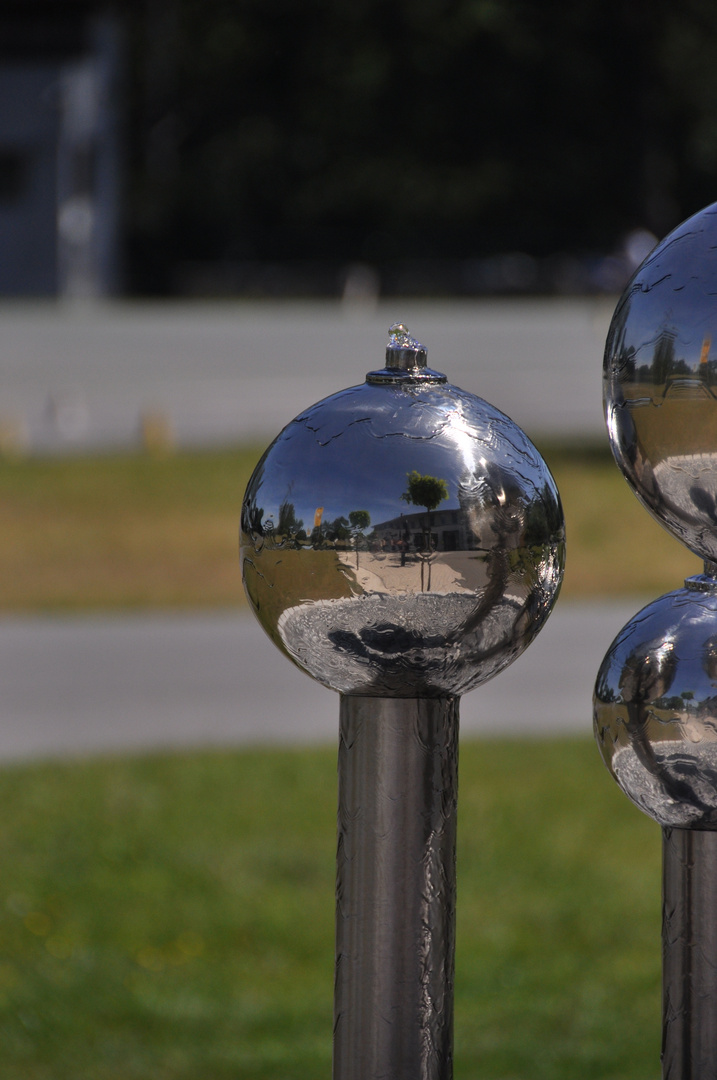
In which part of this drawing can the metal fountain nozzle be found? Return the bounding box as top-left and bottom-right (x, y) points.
(241, 325), (565, 1080)
(594, 202), (717, 1078)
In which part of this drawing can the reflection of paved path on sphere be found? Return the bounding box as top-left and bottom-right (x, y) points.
(277, 591), (506, 696)
(653, 454), (717, 518)
(337, 550), (488, 596)
(612, 741), (717, 828)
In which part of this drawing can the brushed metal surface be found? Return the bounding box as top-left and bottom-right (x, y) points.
(334, 695), (458, 1080)
(662, 828), (717, 1079)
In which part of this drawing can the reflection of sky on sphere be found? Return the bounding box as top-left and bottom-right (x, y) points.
(608, 206), (717, 374)
(256, 381), (545, 531)
(264, 426), (464, 528)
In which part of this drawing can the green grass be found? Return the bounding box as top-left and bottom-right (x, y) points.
(0, 739), (661, 1079)
(0, 441), (701, 613)
(0, 447), (257, 611)
(542, 441), (701, 600)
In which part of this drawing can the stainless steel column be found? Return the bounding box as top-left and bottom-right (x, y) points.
(663, 828), (717, 1080)
(241, 323), (565, 1075)
(334, 695), (459, 1080)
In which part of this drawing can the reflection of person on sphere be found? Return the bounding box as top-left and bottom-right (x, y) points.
(451, 465), (527, 648)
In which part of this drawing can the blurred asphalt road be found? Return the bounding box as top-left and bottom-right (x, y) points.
(0, 601), (639, 762)
(0, 297), (614, 451)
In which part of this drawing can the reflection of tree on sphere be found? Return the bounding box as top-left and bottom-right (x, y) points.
(401, 471), (449, 591)
(348, 510), (370, 569)
(401, 471), (449, 514)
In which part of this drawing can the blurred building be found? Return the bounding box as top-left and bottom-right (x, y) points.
(0, 1), (122, 297)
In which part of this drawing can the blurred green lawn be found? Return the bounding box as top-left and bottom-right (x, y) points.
(0, 741), (661, 1080)
(0, 444), (672, 1077)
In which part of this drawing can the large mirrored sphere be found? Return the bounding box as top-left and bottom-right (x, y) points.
(241, 377), (565, 697)
(594, 578), (717, 828)
(604, 201), (717, 562)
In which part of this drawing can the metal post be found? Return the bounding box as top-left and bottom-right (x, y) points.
(241, 323), (565, 1075)
(662, 829), (717, 1079)
(334, 696), (459, 1080)
(594, 200), (717, 1078)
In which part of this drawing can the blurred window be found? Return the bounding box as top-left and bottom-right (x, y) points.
(71, 142), (96, 195)
(0, 150), (28, 202)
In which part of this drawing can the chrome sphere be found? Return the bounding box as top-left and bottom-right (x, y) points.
(594, 576), (717, 828)
(604, 201), (717, 562)
(241, 325), (565, 697)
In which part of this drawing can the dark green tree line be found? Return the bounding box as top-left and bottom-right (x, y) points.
(126, 0), (717, 293)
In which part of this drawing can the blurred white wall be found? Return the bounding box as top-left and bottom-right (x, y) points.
(0, 297), (615, 453)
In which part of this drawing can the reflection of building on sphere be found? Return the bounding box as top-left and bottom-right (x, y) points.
(372, 507), (470, 553)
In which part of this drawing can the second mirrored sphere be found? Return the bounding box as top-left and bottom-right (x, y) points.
(604, 201), (717, 562)
(595, 579), (717, 828)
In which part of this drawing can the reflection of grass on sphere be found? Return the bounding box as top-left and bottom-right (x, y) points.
(243, 547), (357, 649)
(0, 441), (701, 613)
(0, 740), (659, 1080)
(620, 382), (717, 459)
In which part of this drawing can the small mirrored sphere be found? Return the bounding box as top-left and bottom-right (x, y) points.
(594, 578), (717, 827)
(604, 201), (717, 562)
(241, 335), (565, 698)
